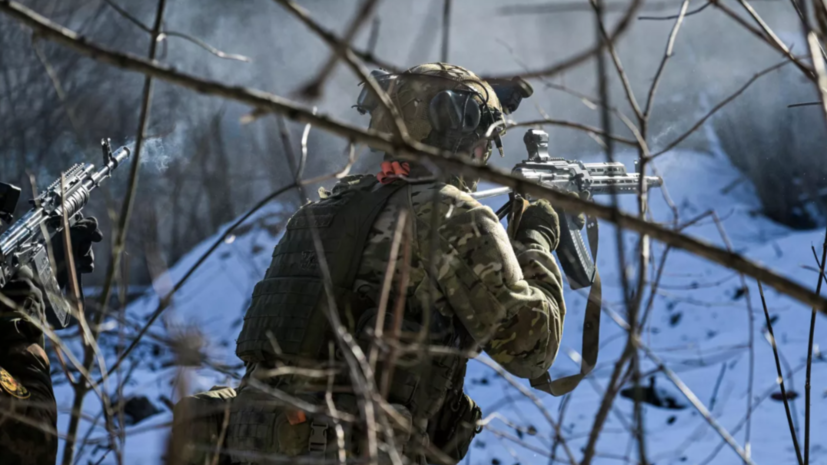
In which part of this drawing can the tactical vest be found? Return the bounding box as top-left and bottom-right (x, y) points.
(235, 177), (476, 463)
(236, 177), (407, 363)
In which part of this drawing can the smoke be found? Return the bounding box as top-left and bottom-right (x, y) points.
(124, 123), (188, 174)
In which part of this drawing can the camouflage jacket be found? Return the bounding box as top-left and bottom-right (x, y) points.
(352, 177), (566, 380)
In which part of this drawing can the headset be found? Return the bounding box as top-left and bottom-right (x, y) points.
(355, 70), (533, 155)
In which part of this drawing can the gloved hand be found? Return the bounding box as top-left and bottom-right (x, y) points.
(513, 199), (561, 252)
(0, 266), (45, 341)
(53, 216), (103, 289)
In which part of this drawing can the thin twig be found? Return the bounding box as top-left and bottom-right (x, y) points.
(325, 343), (347, 465)
(787, 100), (821, 108)
(698, 362), (807, 465)
(590, 0), (644, 122)
(597, 290), (755, 465)
(380, 217), (411, 400)
(273, 0), (408, 140)
(368, 210), (407, 371)
(640, 347), (755, 464)
(735, 0), (815, 78)
(756, 281), (804, 465)
(163, 32), (251, 62)
(97, 183), (297, 382)
(366, 17), (380, 55)
(639, 1), (710, 20)
(208, 399), (231, 465)
(708, 362), (728, 411)
(504, 118), (640, 146)
(643, 0), (691, 120)
(581, 347), (634, 465)
(299, 0), (381, 97)
(710, 211), (756, 458)
(101, 0), (251, 62)
(651, 59), (791, 157)
(805, 230), (827, 465)
(482, 0), (642, 80)
(711, 0), (814, 78)
(31, 39), (82, 138)
(440, 0), (451, 62)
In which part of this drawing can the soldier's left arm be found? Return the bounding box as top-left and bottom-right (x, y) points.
(432, 193), (566, 380)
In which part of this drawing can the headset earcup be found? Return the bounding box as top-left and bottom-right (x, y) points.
(428, 90), (481, 133)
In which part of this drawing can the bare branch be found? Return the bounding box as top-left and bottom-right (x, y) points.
(639, 1), (711, 20)
(102, 0), (252, 62)
(651, 59), (791, 157)
(711, 0), (815, 78)
(31, 39), (82, 138)
(505, 118), (640, 146)
(273, 0), (409, 140)
(482, 0), (643, 80)
(735, 0), (813, 77)
(368, 210), (407, 372)
(589, 0), (644, 122)
(441, 0), (451, 62)
(4, 0), (827, 314)
(643, 0), (691, 119)
(581, 347), (634, 465)
(640, 343), (755, 465)
(806, 233), (825, 465)
(162, 32), (252, 62)
(756, 281), (805, 464)
(298, 0), (382, 98)
(98, 182), (297, 382)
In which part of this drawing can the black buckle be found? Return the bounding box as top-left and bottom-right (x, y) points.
(308, 421), (329, 453)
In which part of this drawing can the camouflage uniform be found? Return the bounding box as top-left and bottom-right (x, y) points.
(175, 63), (564, 465)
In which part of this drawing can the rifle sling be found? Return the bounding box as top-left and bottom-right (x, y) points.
(530, 215), (601, 396)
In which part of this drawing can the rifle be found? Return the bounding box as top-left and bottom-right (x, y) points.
(0, 139), (131, 328)
(473, 129), (662, 396)
(473, 128), (663, 290)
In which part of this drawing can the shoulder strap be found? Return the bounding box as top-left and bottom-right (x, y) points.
(298, 180), (409, 356)
(530, 215), (601, 396)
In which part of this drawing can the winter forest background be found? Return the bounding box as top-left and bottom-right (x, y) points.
(1, 0), (826, 464)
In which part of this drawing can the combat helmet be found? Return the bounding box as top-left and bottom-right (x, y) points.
(356, 63), (533, 174)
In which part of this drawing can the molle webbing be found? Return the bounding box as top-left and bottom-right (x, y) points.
(236, 180), (406, 362)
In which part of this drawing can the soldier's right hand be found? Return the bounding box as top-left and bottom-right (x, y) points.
(0, 267), (45, 341)
(513, 199), (561, 251)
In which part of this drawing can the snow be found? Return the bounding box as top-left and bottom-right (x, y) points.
(56, 148), (827, 464)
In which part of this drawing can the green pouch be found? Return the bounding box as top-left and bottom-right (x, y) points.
(427, 390), (482, 464)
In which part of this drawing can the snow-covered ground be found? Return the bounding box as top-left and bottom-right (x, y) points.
(55, 146), (827, 464)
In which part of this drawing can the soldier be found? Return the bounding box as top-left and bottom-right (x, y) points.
(0, 217), (101, 465)
(174, 63), (567, 465)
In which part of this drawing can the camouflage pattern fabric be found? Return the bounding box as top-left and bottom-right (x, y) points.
(355, 178), (565, 380)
